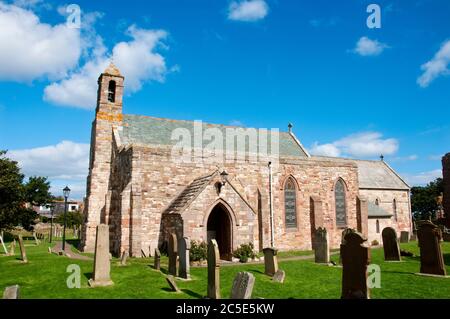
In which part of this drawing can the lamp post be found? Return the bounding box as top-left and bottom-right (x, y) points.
(62, 186), (71, 252)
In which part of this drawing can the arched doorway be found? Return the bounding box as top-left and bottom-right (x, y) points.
(207, 203), (233, 260)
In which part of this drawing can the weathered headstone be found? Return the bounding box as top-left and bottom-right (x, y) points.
(400, 231), (410, 243)
(141, 249), (147, 258)
(262, 247), (278, 276)
(168, 233), (178, 276)
(3, 285), (20, 299)
(417, 221), (447, 276)
(48, 247), (52, 254)
(0, 234), (8, 255)
(339, 228), (356, 264)
(166, 275), (180, 292)
(32, 231), (40, 245)
(230, 272), (255, 299)
(178, 237), (191, 279)
(120, 251), (128, 266)
(340, 232), (370, 299)
(18, 235), (27, 263)
(154, 248), (161, 270)
(207, 239), (221, 299)
(9, 240), (15, 256)
(314, 227), (330, 264)
(272, 270), (286, 283)
(88, 224), (113, 287)
(382, 227), (401, 261)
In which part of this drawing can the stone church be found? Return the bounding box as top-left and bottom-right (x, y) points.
(80, 64), (412, 258)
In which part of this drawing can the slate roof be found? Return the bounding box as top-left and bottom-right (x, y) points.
(119, 114), (309, 158)
(355, 160), (410, 190)
(368, 202), (393, 218)
(163, 172), (217, 215)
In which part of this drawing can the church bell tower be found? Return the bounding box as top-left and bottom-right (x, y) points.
(80, 62), (124, 252)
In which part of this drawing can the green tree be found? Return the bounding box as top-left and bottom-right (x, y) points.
(0, 150), (53, 231)
(55, 211), (83, 228)
(411, 177), (443, 220)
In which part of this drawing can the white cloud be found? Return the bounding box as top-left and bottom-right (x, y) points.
(0, 2), (80, 82)
(403, 169), (442, 186)
(228, 0), (269, 22)
(44, 25), (169, 109)
(417, 40), (450, 87)
(390, 154), (418, 162)
(8, 140), (89, 181)
(352, 36), (389, 56)
(310, 131), (399, 158)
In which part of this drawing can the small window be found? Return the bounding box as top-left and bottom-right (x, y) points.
(376, 220), (380, 233)
(335, 179), (347, 227)
(284, 178), (297, 228)
(375, 198), (380, 206)
(108, 80), (116, 102)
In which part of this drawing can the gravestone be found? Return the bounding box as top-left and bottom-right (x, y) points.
(400, 231), (410, 243)
(166, 275), (180, 292)
(32, 231), (40, 245)
(207, 239), (221, 299)
(141, 249), (147, 258)
(120, 251), (128, 266)
(88, 224), (113, 287)
(9, 240), (15, 256)
(168, 233), (178, 276)
(314, 227), (330, 264)
(18, 235), (27, 263)
(48, 247), (52, 254)
(417, 221), (447, 276)
(230, 272), (255, 299)
(262, 247), (278, 276)
(339, 228), (356, 264)
(178, 237), (191, 279)
(0, 233), (8, 255)
(154, 248), (161, 270)
(382, 227), (401, 261)
(3, 285), (20, 299)
(340, 231), (370, 299)
(272, 270), (286, 283)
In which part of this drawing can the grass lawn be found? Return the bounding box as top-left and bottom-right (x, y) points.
(0, 239), (449, 299)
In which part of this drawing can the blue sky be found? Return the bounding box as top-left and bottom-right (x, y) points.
(1, 0), (449, 199)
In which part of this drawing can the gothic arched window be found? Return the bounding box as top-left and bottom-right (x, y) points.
(284, 178), (297, 228)
(108, 80), (116, 103)
(375, 198), (380, 206)
(335, 179), (347, 227)
(393, 198), (397, 221)
(376, 220), (380, 233)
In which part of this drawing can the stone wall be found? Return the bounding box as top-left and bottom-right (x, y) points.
(359, 188), (411, 241)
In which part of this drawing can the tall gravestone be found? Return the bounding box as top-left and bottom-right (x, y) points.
(400, 231), (410, 243)
(382, 227), (401, 261)
(120, 251), (128, 266)
(9, 240), (15, 256)
(314, 227), (330, 264)
(230, 272), (255, 299)
(168, 233), (178, 276)
(154, 248), (161, 270)
(262, 247), (278, 276)
(88, 224), (113, 287)
(18, 235), (27, 263)
(417, 221), (447, 276)
(340, 232), (370, 299)
(178, 237), (191, 279)
(207, 239), (221, 299)
(339, 228), (356, 264)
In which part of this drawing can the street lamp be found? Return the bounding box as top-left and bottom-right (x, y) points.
(62, 186), (70, 252)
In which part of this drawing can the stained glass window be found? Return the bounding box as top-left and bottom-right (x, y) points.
(284, 178), (297, 228)
(335, 179), (347, 227)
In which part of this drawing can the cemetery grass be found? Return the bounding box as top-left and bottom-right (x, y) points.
(0, 240), (449, 299)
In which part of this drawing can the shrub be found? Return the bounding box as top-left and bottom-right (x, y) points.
(190, 240), (207, 261)
(233, 242), (257, 263)
(371, 240), (379, 246)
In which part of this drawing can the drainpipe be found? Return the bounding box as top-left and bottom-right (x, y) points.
(268, 161), (275, 247)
